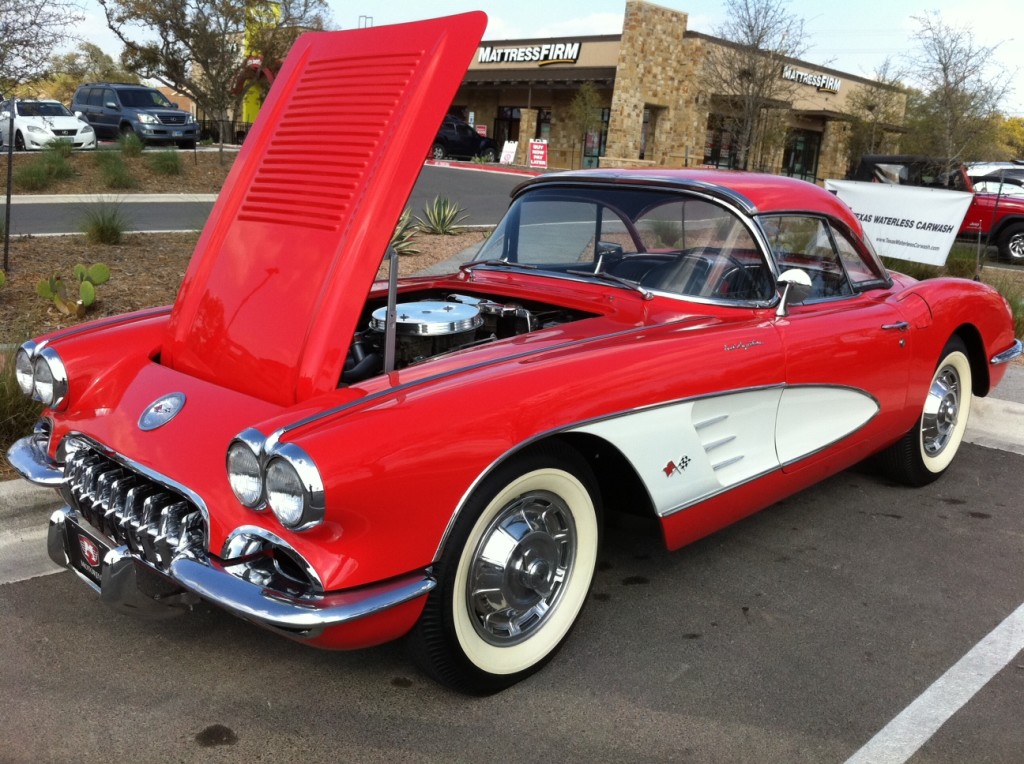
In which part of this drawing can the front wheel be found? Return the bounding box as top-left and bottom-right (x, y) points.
(878, 337), (972, 486)
(410, 446), (601, 694)
(14, 130), (25, 151)
(997, 222), (1024, 261)
(429, 143), (445, 160)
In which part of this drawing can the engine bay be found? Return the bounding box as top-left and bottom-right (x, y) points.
(341, 289), (596, 384)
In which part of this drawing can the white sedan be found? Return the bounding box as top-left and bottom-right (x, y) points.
(0, 99), (96, 150)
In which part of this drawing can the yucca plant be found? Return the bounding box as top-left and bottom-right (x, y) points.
(80, 201), (127, 245)
(389, 208), (420, 255)
(415, 196), (468, 235)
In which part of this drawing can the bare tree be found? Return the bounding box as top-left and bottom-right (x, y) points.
(98, 0), (328, 146)
(903, 11), (1010, 167)
(700, 0), (809, 171)
(844, 58), (907, 170)
(0, 0), (83, 94)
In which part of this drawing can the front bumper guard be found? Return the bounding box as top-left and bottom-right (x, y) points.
(47, 506), (435, 636)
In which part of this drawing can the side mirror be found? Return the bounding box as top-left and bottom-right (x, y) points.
(171, 102), (178, 109)
(74, 110), (85, 120)
(105, 101), (118, 109)
(775, 269), (813, 317)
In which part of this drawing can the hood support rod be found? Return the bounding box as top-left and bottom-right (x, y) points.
(383, 246), (398, 374)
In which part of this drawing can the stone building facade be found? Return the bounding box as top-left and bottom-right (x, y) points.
(451, 0), (905, 184)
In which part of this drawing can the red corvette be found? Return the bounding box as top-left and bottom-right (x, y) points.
(7, 13), (1021, 693)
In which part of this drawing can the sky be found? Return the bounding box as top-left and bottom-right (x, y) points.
(73, 0), (1024, 115)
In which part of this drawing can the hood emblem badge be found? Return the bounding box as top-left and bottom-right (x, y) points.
(139, 393), (186, 431)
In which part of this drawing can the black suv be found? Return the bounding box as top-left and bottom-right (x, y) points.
(71, 83), (199, 148)
(429, 115), (497, 161)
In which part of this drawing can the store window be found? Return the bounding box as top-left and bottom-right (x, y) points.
(703, 114), (738, 169)
(537, 109), (551, 142)
(582, 108), (610, 168)
(781, 129), (821, 182)
(494, 107), (521, 147)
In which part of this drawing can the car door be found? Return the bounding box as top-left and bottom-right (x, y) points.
(761, 214), (912, 469)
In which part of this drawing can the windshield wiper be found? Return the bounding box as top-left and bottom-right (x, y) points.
(566, 269), (653, 300)
(459, 259), (538, 272)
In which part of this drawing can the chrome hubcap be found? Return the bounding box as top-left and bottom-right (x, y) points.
(467, 490), (576, 645)
(1009, 233), (1024, 260)
(922, 364), (961, 456)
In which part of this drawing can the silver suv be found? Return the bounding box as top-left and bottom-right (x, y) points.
(71, 83), (198, 148)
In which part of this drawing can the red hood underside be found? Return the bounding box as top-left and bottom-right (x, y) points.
(162, 13), (487, 406)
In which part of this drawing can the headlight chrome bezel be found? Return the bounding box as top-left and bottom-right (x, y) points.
(226, 429), (325, 532)
(16, 341), (69, 410)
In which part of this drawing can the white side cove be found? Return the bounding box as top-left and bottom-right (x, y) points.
(573, 386), (879, 517)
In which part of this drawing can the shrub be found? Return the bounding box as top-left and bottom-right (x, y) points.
(13, 161), (54, 191)
(119, 132), (144, 157)
(148, 150), (182, 176)
(0, 337), (43, 463)
(415, 196), (468, 235)
(80, 201), (127, 245)
(389, 208), (419, 255)
(0, 269), (5, 288)
(95, 152), (137, 189)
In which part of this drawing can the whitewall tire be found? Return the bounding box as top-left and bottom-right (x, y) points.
(410, 445), (601, 694)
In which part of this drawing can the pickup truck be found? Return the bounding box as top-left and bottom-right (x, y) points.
(850, 155), (1024, 262)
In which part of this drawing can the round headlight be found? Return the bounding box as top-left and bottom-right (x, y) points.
(227, 441), (263, 507)
(31, 347), (68, 408)
(14, 347), (34, 396)
(265, 444), (324, 531)
(266, 458), (305, 528)
(32, 355), (55, 405)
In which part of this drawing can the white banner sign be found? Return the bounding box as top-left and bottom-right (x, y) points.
(499, 140), (518, 165)
(825, 180), (972, 266)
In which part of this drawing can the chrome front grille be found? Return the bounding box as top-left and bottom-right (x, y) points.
(159, 114), (188, 125)
(63, 445), (206, 572)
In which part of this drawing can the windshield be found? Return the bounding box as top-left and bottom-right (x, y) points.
(474, 185), (775, 303)
(118, 89), (174, 108)
(17, 102), (73, 118)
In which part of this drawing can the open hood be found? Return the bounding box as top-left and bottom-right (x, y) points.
(162, 13), (487, 405)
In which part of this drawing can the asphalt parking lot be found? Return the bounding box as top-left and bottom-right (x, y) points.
(1, 370), (1022, 762)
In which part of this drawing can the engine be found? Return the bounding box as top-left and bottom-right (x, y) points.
(341, 292), (589, 384)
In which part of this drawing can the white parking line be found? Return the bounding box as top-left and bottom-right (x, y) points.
(845, 602), (1024, 764)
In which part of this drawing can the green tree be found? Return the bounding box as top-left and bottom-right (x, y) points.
(41, 43), (140, 104)
(564, 82), (603, 169)
(98, 0), (328, 147)
(701, 0), (810, 171)
(0, 0), (83, 94)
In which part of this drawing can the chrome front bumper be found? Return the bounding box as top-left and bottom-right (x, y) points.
(47, 506), (435, 636)
(991, 338), (1023, 366)
(10, 427), (436, 637)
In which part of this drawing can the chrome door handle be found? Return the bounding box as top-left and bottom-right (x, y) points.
(881, 322), (909, 331)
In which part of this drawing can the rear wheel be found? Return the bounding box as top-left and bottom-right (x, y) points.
(997, 222), (1024, 261)
(410, 446), (601, 694)
(878, 337), (972, 486)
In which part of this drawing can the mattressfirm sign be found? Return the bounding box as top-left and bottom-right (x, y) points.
(478, 42), (581, 65)
(825, 180), (972, 266)
(782, 66), (841, 94)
